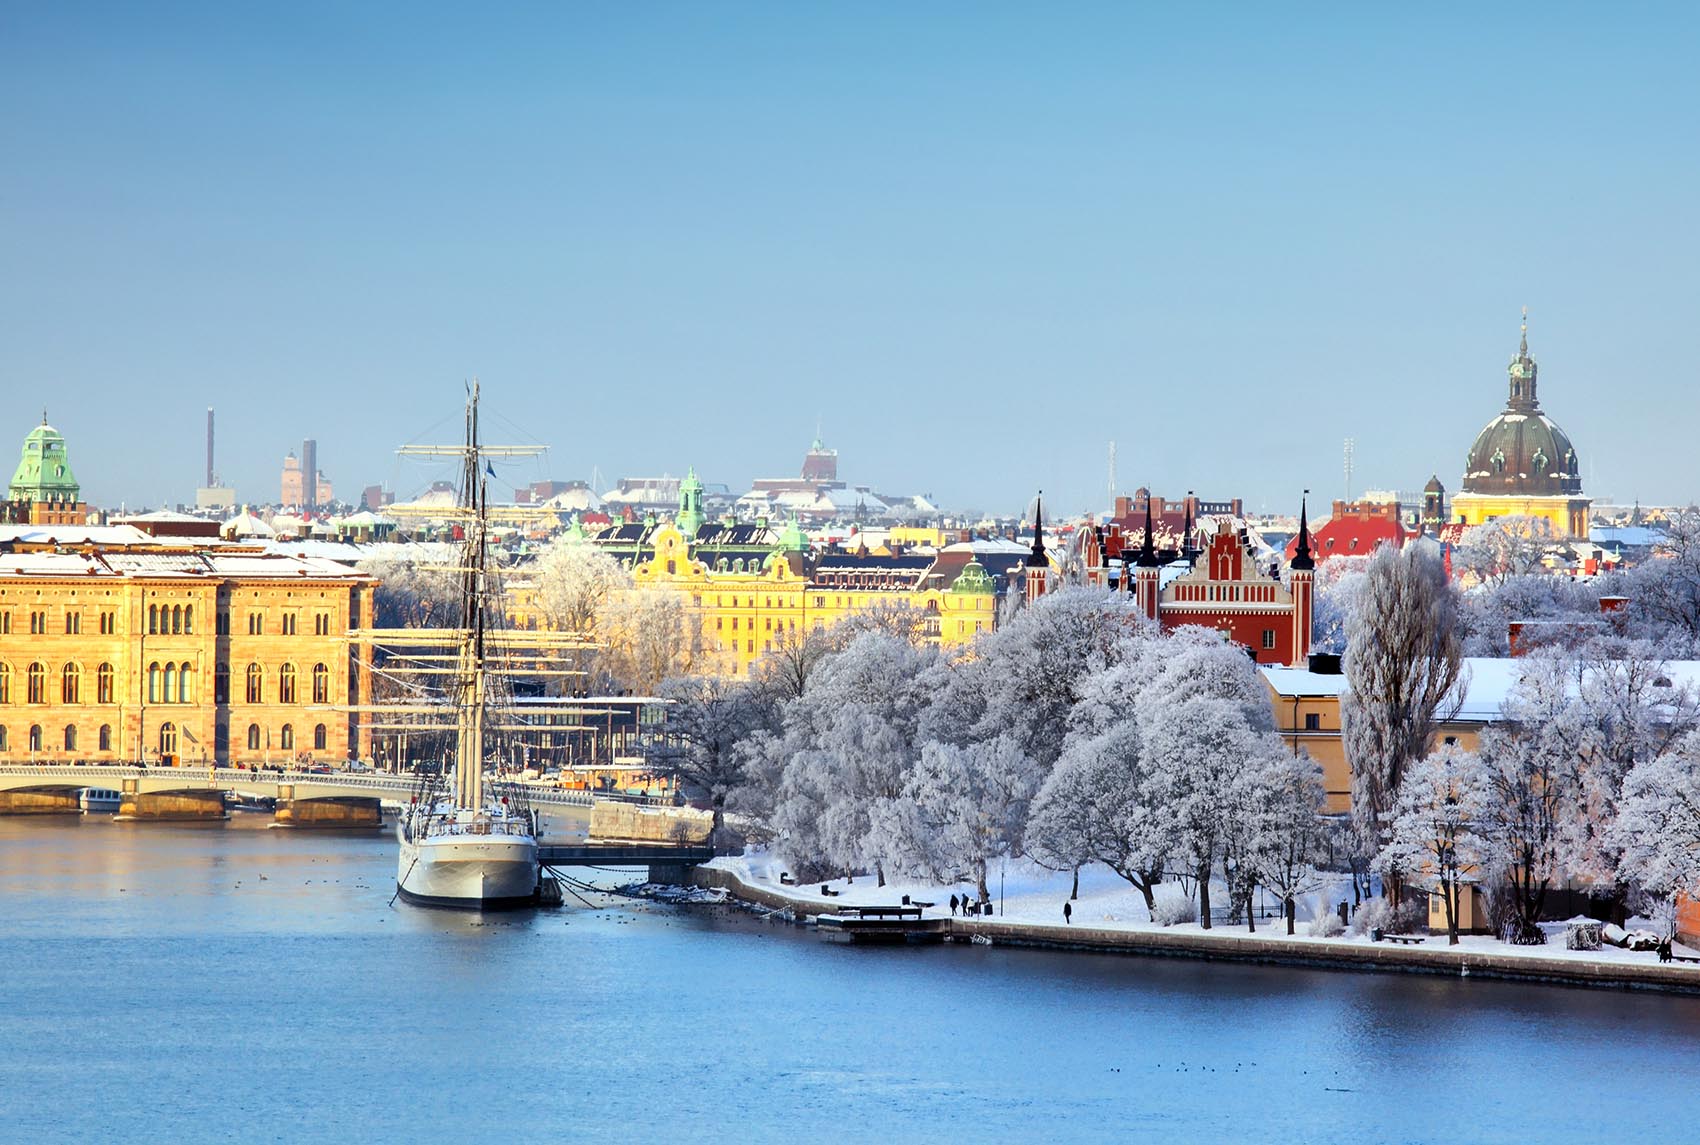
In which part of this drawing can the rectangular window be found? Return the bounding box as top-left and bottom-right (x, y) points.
(715, 618), (723, 630)
(1261, 629), (1276, 650)
(731, 618), (739, 631)
(1443, 735), (1458, 746)
(0, 612), (8, 633)
(1304, 713), (1321, 731)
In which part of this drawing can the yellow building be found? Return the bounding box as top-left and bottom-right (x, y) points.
(511, 522), (1000, 677)
(1449, 317), (1591, 538)
(0, 538), (376, 765)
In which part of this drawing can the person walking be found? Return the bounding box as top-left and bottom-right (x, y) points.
(1063, 901), (1072, 925)
(949, 894), (959, 916)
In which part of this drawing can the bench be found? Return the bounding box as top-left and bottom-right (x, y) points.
(838, 905), (923, 920)
(1667, 953), (1700, 965)
(778, 873), (795, 886)
(1382, 934), (1425, 946)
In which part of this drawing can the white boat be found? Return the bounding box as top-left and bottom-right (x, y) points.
(388, 382), (554, 911)
(80, 787), (122, 814)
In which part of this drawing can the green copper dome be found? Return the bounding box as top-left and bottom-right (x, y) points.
(9, 419), (81, 505)
(948, 559), (996, 595)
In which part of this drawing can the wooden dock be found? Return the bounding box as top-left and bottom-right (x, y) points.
(815, 905), (949, 944)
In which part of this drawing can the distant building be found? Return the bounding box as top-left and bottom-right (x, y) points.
(281, 448), (333, 510)
(3, 416), (87, 527)
(1449, 316), (1591, 537)
(1283, 500), (1415, 564)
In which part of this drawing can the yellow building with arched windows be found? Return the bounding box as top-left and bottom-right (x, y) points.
(0, 539), (376, 764)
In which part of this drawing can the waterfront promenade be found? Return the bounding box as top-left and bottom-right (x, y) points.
(694, 856), (1700, 996)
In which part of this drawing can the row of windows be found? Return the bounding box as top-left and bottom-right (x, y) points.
(0, 661), (334, 706)
(0, 722), (331, 754)
(1, 610), (118, 635)
(1, 605), (341, 637)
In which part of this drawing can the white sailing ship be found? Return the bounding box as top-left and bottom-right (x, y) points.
(384, 382), (587, 910)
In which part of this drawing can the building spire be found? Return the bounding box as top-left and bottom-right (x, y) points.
(1027, 491), (1048, 567)
(1136, 488), (1159, 567)
(1291, 490), (1315, 571)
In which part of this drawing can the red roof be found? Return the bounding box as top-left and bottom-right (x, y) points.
(1286, 516), (1413, 562)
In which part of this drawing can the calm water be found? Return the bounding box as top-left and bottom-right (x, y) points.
(2, 816), (1697, 1144)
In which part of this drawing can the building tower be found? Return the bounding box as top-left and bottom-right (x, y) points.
(1288, 492), (1316, 667)
(1421, 475), (1447, 530)
(676, 467), (705, 539)
(5, 413), (86, 526)
(1024, 492), (1050, 604)
(205, 407), (215, 488)
(1080, 520), (1106, 587)
(1134, 491), (1161, 620)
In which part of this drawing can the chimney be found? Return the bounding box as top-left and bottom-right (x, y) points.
(205, 407), (215, 487)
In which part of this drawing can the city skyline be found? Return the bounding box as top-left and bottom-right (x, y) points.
(5, 4), (1698, 513)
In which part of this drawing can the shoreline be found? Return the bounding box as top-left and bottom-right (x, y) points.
(688, 866), (1700, 998)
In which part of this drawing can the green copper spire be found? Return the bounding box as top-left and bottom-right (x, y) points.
(677, 467), (705, 538)
(8, 417), (81, 506)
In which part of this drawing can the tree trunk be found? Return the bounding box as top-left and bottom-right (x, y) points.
(1446, 879), (1459, 946)
(876, 862), (885, 889)
(1197, 863), (1213, 930)
(1245, 880), (1256, 933)
(1071, 865), (1080, 901)
(1138, 877), (1157, 915)
(1285, 897), (1296, 935)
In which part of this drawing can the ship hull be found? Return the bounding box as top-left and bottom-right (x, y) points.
(396, 827), (539, 910)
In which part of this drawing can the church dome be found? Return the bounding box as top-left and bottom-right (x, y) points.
(1460, 320), (1583, 497)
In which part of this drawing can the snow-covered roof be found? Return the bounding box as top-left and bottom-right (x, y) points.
(0, 524), (152, 546)
(1262, 656), (1700, 723)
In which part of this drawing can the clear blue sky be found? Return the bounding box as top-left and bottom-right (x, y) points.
(3, 2), (1696, 516)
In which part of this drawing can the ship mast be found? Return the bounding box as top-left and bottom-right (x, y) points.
(454, 381), (488, 811)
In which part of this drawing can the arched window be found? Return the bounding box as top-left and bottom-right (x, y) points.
(214, 664), (229, 704)
(312, 663), (330, 705)
(148, 662), (161, 704)
(246, 664), (263, 704)
(26, 662), (45, 704)
(63, 725), (77, 752)
(246, 724), (261, 751)
(313, 723), (327, 751)
(148, 604), (158, 634)
(278, 664), (297, 705)
(163, 664), (177, 705)
(0, 662), (10, 704)
(171, 605), (182, 634)
(98, 724), (111, 752)
(183, 605), (193, 634)
(178, 662), (192, 704)
(97, 662), (114, 704)
(62, 662), (81, 704)
(159, 722), (177, 756)
(279, 724), (294, 751)
(29, 724), (43, 752)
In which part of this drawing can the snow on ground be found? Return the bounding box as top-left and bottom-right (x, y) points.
(709, 850), (1700, 970)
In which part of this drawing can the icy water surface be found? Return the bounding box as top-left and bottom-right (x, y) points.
(2, 815), (1696, 1144)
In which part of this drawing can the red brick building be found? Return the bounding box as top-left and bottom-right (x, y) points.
(1283, 499), (1416, 564)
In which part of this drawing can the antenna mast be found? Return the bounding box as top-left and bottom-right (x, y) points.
(1107, 440), (1117, 508)
(1343, 437), (1355, 503)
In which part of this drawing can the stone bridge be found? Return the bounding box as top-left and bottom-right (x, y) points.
(0, 765), (711, 844)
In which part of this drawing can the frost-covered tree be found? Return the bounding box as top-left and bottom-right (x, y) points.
(1475, 653), (1588, 943)
(1251, 753), (1330, 935)
(752, 623), (839, 703)
(1308, 555), (1371, 656)
(1377, 748), (1491, 945)
(598, 590), (704, 694)
(924, 586), (1146, 772)
(1341, 540), (1464, 839)
(1028, 716), (1167, 912)
(888, 735), (1042, 903)
(767, 632), (940, 882)
(1454, 516), (1553, 587)
(1609, 733), (1700, 933)
(1623, 508), (1700, 651)
(533, 537), (629, 634)
(1144, 695), (1272, 929)
(361, 557), (461, 629)
(646, 675), (768, 844)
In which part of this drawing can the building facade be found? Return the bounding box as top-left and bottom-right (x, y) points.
(0, 545), (376, 765)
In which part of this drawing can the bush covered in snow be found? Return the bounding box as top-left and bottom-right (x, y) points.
(1348, 897), (1391, 937)
(1308, 910), (1345, 938)
(1150, 885), (1198, 926)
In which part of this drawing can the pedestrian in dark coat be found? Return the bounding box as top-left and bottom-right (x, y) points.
(1063, 901), (1072, 925)
(949, 894), (959, 916)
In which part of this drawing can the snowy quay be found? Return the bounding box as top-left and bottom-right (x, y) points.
(689, 862), (1700, 998)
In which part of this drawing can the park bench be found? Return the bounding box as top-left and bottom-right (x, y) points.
(819, 885), (841, 897)
(1666, 952), (1700, 965)
(778, 872), (795, 885)
(837, 905), (923, 920)
(1382, 934), (1425, 946)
